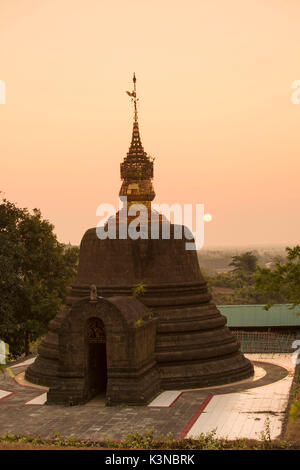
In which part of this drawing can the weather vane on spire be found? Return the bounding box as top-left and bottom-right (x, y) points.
(126, 72), (139, 122)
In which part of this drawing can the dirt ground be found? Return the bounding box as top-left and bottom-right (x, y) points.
(213, 287), (235, 295)
(285, 421), (300, 445)
(0, 442), (103, 450)
(284, 392), (300, 445)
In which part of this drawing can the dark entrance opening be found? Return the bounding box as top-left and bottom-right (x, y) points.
(86, 318), (107, 399)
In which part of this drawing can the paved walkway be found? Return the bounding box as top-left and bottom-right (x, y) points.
(0, 354), (295, 441)
(187, 354), (295, 440)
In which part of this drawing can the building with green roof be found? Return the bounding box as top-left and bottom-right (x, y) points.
(217, 304), (300, 352)
(218, 304), (300, 330)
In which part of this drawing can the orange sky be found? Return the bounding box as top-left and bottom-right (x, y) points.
(1, 0), (300, 247)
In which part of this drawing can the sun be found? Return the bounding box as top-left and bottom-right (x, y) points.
(203, 213), (212, 222)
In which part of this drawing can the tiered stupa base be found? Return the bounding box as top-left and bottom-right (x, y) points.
(27, 222), (253, 391)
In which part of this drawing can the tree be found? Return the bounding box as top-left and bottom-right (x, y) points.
(229, 251), (258, 274)
(255, 246), (300, 310)
(0, 197), (79, 358)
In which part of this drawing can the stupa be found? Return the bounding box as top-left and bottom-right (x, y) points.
(26, 74), (254, 405)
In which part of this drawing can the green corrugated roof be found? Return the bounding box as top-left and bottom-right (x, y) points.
(217, 304), (300, 327)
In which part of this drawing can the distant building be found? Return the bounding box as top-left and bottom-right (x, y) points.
(219, 304), (300, 352)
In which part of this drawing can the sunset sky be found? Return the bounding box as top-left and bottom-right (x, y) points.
(1, 0), (300, 247)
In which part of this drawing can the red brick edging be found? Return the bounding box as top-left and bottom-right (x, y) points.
(177, 393), (214, 439)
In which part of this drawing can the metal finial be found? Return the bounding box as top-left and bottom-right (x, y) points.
(126, 73), (139, 123)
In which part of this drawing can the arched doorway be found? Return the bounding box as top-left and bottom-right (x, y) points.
(86, 317), (107, 399)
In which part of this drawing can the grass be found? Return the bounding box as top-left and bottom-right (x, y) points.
(285, 365), (300, 443)
(0, 426), (298, 450)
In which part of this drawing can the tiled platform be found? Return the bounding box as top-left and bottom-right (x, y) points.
(0, 389), (14, 401)
(148, 390), (182, 408)
(187, 354), (296, 440)
(0, 354), (295, 441)
(10, 358), (36, 369)
(25, 393), (47, 406)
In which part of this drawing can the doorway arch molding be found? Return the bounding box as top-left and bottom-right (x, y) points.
(47, 296), (160, 406)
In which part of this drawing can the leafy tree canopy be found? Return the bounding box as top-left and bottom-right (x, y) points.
(255, 246), (300, 311)
(0, 197), (79, 358)
(229, 251), (258, 274)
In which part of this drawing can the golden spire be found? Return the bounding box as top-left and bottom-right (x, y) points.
(120, 73), (156, 210)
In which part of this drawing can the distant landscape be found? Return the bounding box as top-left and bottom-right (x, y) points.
(197, 245), (287, 275)
(197, 246), (288, 305)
